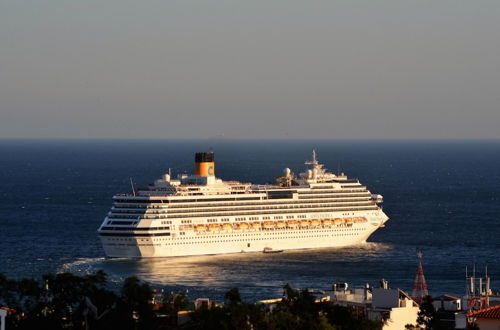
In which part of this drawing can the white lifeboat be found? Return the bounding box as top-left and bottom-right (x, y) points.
(208, 223), (220, 230)
(276, 221), (286, 228)
(195, 225), (207, 232)
(333, 218), (343, 225)
(263, 221), (275, 229)
(310, 219), (320, 227)
(251, 222), (261, 229)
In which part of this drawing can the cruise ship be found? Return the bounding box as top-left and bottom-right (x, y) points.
(98, 151), (389, 257)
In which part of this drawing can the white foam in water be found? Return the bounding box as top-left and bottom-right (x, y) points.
(58, 257), (107, 274)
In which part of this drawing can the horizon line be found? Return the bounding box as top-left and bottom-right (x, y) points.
(0, 137), (499, 142)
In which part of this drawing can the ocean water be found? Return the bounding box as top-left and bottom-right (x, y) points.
(0, 139), (499, 302)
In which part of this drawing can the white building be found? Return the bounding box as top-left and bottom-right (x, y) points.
(332, 281), (420, 330)
(0, 308), (6, 330)
(432, 294), (461, 311)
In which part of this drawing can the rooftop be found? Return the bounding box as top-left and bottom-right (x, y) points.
(434, 294), (461, 301)
(466, 305), (500, 319)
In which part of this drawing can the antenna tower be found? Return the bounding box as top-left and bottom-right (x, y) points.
(305, 149), (319, 168)
(412, 251), (429, 304)
(466, 265), (490, 313)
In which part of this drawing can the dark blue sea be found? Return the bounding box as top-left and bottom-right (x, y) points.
(1, 139), (499, 301)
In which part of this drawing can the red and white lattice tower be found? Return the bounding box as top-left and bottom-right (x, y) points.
(412, 251), (429, 304)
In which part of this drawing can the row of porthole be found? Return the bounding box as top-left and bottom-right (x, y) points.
(158, 233), (359, 245)
(109, 234), (360, 246)
(107, 232), (358, 244)
(104, 228), (363, 241)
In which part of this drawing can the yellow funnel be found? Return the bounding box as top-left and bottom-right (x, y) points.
(195, 152), (215, 177)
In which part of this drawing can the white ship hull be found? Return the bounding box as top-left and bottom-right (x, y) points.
(100, 212), (388, 258)
(98, 151), (389, 258)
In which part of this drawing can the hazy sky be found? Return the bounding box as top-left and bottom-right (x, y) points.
(1, 1), (499, 139)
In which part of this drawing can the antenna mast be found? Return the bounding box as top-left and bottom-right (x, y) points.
(466, 265), (490, 313)
(305, 149), (319, 168)
(130, 177), (136, 196)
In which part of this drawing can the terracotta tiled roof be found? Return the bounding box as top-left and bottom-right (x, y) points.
(466, 305), (500, 319)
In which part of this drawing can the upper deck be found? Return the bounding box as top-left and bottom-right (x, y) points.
(115, 151), (371, 202)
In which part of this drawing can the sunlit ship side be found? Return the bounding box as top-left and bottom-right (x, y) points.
(98, 151), (389, 258)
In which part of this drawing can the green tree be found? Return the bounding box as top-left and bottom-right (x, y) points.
(195, 306), (229, 330)
(194, 288), (267, 330)
(263, 309), (302, 330)
(321, 302), (383, 330)
(0, 274), (43, 330)
(160, 290), (190, 326)
(224, 288), (242, 306)
(417, 295), (441, 330)
(164, 291), (190, 312)
(0, 270), (120, 330)
(121, 276), (155, 330)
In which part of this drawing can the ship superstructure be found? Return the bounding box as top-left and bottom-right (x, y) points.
(98, 151), (389, 257)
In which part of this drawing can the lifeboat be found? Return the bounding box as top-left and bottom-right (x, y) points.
(276, 221), (286, 228)
(287, 220), (298, 228)
(208, 223), (220, 230)
(195, 225), (207, 232)
(345, 218), (353, 225)
(333, 218), (343, 225)
(310, 219), (320, 227)
(251, 222), (261, 229)
(299, 220), (310, 227)
(263, 221), (275, 229)
(239, 222), (249, 229)
(221, 223), (232, 230)
(322, 219), (332, 226)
